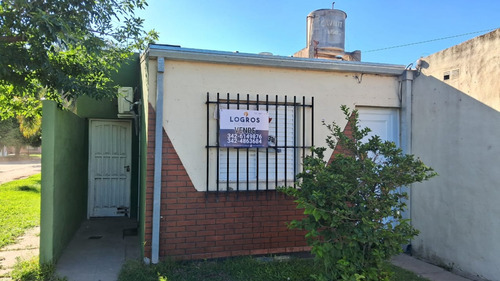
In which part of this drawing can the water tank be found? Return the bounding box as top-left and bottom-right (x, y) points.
(306, 8), (347, 52)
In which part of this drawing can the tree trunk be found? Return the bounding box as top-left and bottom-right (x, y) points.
(15, 145), (21, 157)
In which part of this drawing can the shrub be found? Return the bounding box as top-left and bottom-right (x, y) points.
(10, 257), (66, 281)
(280, 106), (437, 281)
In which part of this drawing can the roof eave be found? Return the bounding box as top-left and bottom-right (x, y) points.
(146, 44), (406, 76)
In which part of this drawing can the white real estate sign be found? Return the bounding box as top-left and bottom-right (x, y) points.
(219, 109), (269, 148)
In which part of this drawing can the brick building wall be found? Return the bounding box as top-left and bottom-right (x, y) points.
(328, 112), (355, 163)
(144, 104), (309, 260)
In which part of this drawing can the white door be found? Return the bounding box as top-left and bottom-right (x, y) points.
(358, 108), (399, 146)
(88, 120), (132, 217)
(358, 108), (401, 223)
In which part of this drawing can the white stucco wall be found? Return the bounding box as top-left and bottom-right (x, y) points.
(410, 28), (500, 281)
(144, 48), (403, 192)
(419, 28), (500, 111)
(142, 57), (157, 111)
(411, 74), (500, 280)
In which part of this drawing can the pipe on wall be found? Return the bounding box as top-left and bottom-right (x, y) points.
(152, 57), (165, 264)
(400, 69), (414, 221)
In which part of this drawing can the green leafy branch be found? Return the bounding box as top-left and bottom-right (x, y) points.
(279, 106), (437, 281)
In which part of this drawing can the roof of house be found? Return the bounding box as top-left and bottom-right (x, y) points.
(145, 44), (407, 76)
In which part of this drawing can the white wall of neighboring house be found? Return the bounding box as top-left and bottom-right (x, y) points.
(418, 28), (500, 111)
(410, 28), (500, 280)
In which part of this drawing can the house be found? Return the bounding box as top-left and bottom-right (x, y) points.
(41, 7), (410, 265)
(41, 45), (408, 263)
(139, 45), (406, 262)
(408, 28), (500, 280)
(39, 5), (499, 280)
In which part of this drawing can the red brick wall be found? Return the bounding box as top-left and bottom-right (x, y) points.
(145, 103), (308, 260)
(328, 112), (356, 163)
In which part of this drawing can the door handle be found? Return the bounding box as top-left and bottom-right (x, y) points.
(124, 165), (130, 172)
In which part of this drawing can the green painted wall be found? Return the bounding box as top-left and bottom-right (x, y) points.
(117, 54), (141, 220)
(75, 54), (141, 218)
(41, 101), (87, 263)
(76, 96), (118, 119)
(76, 54), (140, 118)
(40, 54), (142, 263)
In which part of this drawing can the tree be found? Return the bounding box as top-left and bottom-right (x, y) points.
(280, 106), (437, 281)
(0, 0), (158, 119)
(0, 118), (41, 156)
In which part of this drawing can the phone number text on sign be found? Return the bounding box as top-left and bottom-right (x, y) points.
(226, 133), (263, 145)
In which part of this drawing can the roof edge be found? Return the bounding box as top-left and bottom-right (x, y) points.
(146, 44), (406, 76)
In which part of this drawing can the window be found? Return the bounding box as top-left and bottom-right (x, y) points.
(206, 93), (314, 193)
(443, 69), (460, 81)
(443, 71), (450, 80)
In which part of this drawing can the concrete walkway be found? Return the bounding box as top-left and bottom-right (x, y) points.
(54, 218), (477, 281)
(56, 218), (140, 281)
(0, 227), (40, 280)
(391, 254), (475, 281)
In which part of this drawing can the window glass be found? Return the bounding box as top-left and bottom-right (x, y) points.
(218, 105), (296, 190)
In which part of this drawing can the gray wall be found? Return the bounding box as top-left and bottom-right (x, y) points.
(411, 74), (500, 280)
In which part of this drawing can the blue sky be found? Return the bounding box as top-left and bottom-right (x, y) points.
(137, 0), (499, 66)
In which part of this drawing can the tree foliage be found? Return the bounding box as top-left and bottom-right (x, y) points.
(0, 118), (41, 155)
(0, 0), (158, 119)
(280, 106), (437, 281)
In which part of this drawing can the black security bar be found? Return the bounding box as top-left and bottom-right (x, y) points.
(206, 92), (314, 196)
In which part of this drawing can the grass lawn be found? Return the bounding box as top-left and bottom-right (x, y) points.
(118, 256), (429, 281)
(0, 174), (41, 248)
